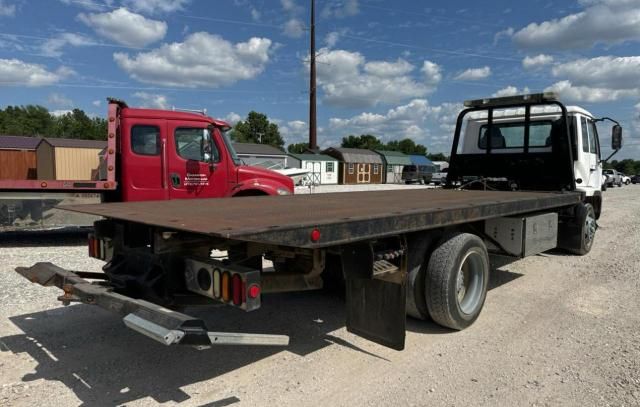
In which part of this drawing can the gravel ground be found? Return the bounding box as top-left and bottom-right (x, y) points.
(1, 185), (639, 406)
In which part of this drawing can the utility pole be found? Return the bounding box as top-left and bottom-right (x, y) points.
(308, 0), (317, 151)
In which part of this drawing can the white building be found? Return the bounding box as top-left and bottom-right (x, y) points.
(287, 153), (339, 185)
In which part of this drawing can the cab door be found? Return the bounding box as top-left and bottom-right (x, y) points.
(121, 119), (169, 201)
(576, 116), (600, 192)
(586, 118), (602, 190)
(166, 123), (229, 199)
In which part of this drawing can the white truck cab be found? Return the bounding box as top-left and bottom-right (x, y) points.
(447, 93), (622, 219)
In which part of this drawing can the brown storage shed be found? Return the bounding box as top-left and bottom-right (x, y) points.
(323, 147), (384, 185)
(0, 135), (40, 180)
(37, 138), (107, 180)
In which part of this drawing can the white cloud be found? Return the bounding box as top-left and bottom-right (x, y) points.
(250, 8), (261, 21)
(50, 109), (72, 117)
(48, 93), (73, 107)
(79, 8), (167, 48)
(59, 0), (110, 11)
(421, 61), (442, 86)
(551, 56), (640, 89)
(92, 100), (102, 107)
(328, 98), (462, 151)
(364, 59), (413, 77)
(0, 0), (16, 16)
(314, 48), (441, 108)
(544, 80), (640, 103)
(280, 0), (301, 13)
(114, 32), (272, 87)
(133, 91), (168, 109)
(493, 27), (514, 45)
(545, 55), (640, 102)
(223, 112), (242, 125)
(325, 31), (341, 48)
(0, 59), (73, 86)
(522, 54), (554, 69)
(321, 0), (359, 18)
(513, 0), (640, 49)
(40, 32), (94, 57)
(492, 86), (531, 97)
(123, 0), (190, 14)
(283, 18), (305, 38)
(279, 120), (309, 144)
(454, 66), (491, 81)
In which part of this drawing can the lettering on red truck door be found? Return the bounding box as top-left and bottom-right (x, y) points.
(168, 125), (229, 198)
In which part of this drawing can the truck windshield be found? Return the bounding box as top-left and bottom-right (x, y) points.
(220, 128), (242, 166)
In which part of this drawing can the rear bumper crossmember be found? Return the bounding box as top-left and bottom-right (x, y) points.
(15, 262), (289, 347)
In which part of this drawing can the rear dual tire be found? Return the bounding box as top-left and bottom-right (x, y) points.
(408, 232), (490, 330)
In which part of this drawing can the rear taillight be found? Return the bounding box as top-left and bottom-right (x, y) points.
(185, 259), (261, 312)
(88, 234), (111, 260)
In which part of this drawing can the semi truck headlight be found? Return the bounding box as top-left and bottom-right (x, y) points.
(276, 188), (291, 195)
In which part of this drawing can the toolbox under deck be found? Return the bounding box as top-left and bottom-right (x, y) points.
(61, 189), (581, 248)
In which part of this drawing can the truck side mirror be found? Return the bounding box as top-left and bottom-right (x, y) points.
(611, 125), (622, 150)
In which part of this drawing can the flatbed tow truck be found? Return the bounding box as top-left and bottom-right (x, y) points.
(15, 93), (623, 350)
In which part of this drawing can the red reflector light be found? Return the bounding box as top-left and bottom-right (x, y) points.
(248, 284), (260, 299)
(232, 274), (242, 306)
(310, 228), (321, 242)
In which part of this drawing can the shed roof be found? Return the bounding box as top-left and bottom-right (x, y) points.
(409, 155), (434, 166)
(323, 147), (383, 164)
(40, 138), (107, 149)
(0, 135), (41, 150)
(375, 150), (412, 165)
(288, 153), (337, 162)
(233, 142), (286, 156)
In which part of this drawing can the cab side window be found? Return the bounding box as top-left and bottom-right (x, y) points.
(580, 117), (590, 153)
(174, 128), (219, 162)
(131, 125), (160, 155)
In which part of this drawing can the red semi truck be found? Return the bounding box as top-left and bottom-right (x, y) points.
(0, 99), (294, 229)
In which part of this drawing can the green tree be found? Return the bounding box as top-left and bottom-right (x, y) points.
(0, 105), (107, 140)
(231, 111), (284, 148)
(288, 142), (310, 154)
(427, 152), (449, 161)
(0, 105), (54, 136)
(387, 138), (427, 155)
(341, 134), (384, 150)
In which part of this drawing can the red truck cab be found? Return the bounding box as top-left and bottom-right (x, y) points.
(113, 99), (294, 201)
(0, 99), (293, 230)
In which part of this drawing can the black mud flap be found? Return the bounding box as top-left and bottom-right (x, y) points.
(341, 243), (407, 351)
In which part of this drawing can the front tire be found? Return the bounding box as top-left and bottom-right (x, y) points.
(424, 233), (490, 330)
(573, 203), (596, 255)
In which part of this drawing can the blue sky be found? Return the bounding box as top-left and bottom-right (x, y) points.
(0, 0), (639, 158)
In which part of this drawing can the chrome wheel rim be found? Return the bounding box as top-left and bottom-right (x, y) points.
(585, 210), (596, 247)
(456, 250), (485, 315)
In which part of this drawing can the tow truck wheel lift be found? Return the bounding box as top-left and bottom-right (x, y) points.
(17, 262), (289, 347)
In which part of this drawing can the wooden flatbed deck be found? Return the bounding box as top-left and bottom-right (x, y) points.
(61, 189), (581, 248)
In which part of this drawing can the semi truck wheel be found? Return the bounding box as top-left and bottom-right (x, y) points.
(424, 233), (489, 330)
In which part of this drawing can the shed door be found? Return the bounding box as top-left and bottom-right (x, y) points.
(305, 161), (321, 184)
(357, 163), (370, 183)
